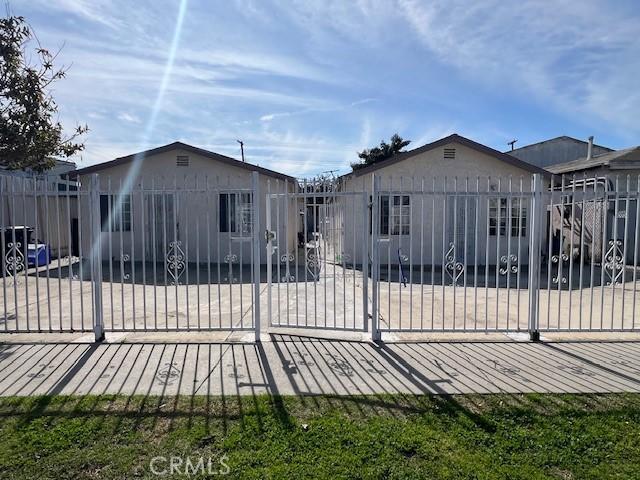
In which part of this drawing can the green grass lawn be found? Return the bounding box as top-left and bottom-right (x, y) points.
(0, 393), (639, 479)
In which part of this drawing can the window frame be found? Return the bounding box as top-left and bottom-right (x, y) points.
(100, 194), (131, 232)
(488, 197), (527, 237)
(219, 192), (253, 235)
(379, 194), (410, 236)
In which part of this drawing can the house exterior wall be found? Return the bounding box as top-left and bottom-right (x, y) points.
(0, 175), (77, 259)
(341, 142), (538, 266)
(77, 147), (297, 264)
(550, 170), (640, 265)
(510, 137), (611, 168)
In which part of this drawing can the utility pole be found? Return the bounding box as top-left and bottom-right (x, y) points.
(237, 140), (245, 162)
(508, 139), (517, 151)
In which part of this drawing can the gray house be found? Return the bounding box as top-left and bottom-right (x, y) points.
(508, 136), (613, 169)
(512, 136), (640, 265)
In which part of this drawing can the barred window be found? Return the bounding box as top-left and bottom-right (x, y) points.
(220, 193), (252, 235)
(100, 194), (131, 232)
(489, 198), (527, 237)
(380, 195), (410, 235)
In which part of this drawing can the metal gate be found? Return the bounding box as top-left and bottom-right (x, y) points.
(265, 177), (369, 331)
(2, 170), (639, 341)
(0, 173), (262, 338)
(370, 175), (535, 336)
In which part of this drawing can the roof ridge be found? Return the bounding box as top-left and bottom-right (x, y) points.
(346, 133), (548, 177)
(74, 141), (296, 180)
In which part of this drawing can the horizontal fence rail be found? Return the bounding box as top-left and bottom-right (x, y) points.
(1, 173), (260, 336)
(371, 175), (535, 334)
(1, 171), (639, 340)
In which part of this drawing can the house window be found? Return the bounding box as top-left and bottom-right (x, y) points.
(220, 193), (252, 235)
(100, 194), (131, 232)
(176, 155), (189, 166)
(380, 195), (410, 235)
(489, 198), (527, 237)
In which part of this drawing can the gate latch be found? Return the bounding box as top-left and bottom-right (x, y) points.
(265, 230), (276, 242)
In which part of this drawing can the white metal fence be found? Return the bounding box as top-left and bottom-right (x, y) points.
(1, 172), (639, 340)
(0, 173), (262, 338)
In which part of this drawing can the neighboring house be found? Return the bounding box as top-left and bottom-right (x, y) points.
(508, 136), (613, 169)
(73, 142), (297, 265)
(0, 159), (78, 260)
(338, 134), (549, 266)
(544, 142), (640, 264)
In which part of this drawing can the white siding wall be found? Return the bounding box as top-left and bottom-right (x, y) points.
(341, 143), (536, 266)
(77, 148), (296, 264)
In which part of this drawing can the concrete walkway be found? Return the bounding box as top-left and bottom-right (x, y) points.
(1, 336), (639, 396)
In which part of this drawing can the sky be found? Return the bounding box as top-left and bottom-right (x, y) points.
(12, 0), (640, 177)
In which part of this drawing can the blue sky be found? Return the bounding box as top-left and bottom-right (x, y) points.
(13, 0), (640, 176)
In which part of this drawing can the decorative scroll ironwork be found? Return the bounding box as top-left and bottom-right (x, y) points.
(224, 253), (238, 264)
(121, 253), (131, 281)
(604, 239), (624, 286)
(306, 248), (321, 280)
(444, 242), (464, 284)
(166, 241), (185, 285)
(280, 252), (295, 282)
(499, 254), (518, 275)
(551, 253), (568, 284)
(4, 242), (25, 278)
(223, 252), (238, 283)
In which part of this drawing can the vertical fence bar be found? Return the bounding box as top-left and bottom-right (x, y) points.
(22, 177), (30, 331)
(32, 178), (43, 329)
(362, 187), (369, 333)
(266, 180), (273, 327)
(10, 177), (18, 330)
(632, 175), (640, 330)
(0, 177), (7, 331)
(528, 173), (543, 340)
(252, 172), (261, 341)
(371, 175), (381, 341)
(484, 177), (491, 332)
(621, 175), (631, 329)
(90, 174), (104, 341)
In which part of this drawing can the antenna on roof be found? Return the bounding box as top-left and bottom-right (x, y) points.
(237, 140), (245, 162)
(507, 139), (517, 151)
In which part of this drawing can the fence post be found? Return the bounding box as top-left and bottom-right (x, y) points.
(371, 175), (381, 342)
(89, 174), (105, 342)
(362, 190), (369, 334)
(252, 172), (262, 342)
(528, 173), (543, 341)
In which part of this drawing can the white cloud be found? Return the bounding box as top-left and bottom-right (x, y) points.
(396, 0), (640, 134)
(117, 112), (142, 124)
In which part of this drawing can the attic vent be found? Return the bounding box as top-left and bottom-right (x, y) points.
(176, 155), (189, 167)
(443, 148), (456, 160)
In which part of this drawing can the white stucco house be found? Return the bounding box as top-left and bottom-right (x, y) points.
(337, 134), (549, 267)
(73, 142), (297, 265)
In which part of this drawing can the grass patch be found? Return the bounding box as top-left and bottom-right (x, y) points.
(0, 393), (639, 479)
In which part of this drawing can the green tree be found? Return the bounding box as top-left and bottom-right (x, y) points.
(351, 133), (410, 171)
(1, 15), (87, 172)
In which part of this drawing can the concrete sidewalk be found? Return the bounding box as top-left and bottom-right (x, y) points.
(1, 336), (639, 397)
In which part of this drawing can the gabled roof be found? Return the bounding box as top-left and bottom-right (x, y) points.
(547, 146), (640, 174)
(73, 141), (295, 181)
(347, 133), (549, 177)
(509, 135), (614, 154)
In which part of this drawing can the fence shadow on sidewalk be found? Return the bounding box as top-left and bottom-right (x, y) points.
(0, 336), (639, 439)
